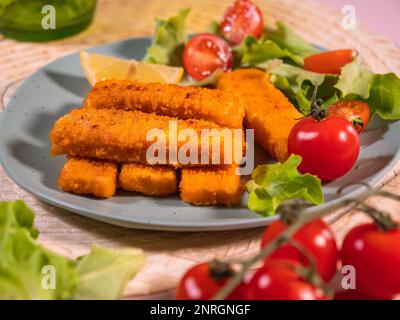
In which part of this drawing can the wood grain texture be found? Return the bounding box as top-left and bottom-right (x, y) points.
(0, 0), (399, 298)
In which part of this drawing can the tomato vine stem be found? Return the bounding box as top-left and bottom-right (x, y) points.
(212, 186), (398, 300)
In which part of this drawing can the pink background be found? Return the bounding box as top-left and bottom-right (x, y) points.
(319, 0), (400, 46)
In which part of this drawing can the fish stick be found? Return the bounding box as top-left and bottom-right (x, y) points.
(180, 166), (243, 206)
(83, 86), (244, 204)
(119, 163), (177, 196)
(217, 68), (302, 162)
(58, 157), (118, 198)
(83, 80), (244, 128)
(50, 108), (238, 166)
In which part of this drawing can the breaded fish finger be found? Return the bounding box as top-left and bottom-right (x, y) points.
(50, 108), (238, 166)
(180, 166), (243, 206)
(119, 163), (177, 196)
(217, 68), (302, 162)
(84, 80), (244, 128)
(58, 157), (118, 198)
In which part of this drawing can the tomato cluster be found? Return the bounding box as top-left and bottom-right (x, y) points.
(176, 216), (400, 300)
(175, 0), (397, 302)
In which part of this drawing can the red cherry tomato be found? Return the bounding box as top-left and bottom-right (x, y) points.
(261, 219), (338, 282)
(243, 260), (328, 300)
(220, 0), (264, 45)
(182, 33), (233, 81)
(304, 49), (353, 74)
(176, 262), (243, 300)
(176, 262), (227, 300)
(329, 100), (371, 134)
(226, 270), (255, 300)
(341, 223), (400, 299)
(288, 115), (360, 181)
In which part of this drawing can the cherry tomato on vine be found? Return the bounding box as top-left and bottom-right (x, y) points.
(341, 223), (400, 299)
(182, 33), (233, 81)
(226, 271), (254, 300)
(329, 100), (371, 134)
(219, 0), (264, 45)
(243, 260), (328, 300)
(304, 49), (353, 74)
(261, 219), (338, 282)
(288, 115), (360, 181)
(176, 261), (244, 300)
(176, 262), (229, 300)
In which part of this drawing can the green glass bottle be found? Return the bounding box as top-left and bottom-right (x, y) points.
(0, 0), (97, 42)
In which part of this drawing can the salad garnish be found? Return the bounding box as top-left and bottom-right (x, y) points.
(245, 155), (324, 216)
(145, 8), (400, 122)
(0, 200), (145, 300)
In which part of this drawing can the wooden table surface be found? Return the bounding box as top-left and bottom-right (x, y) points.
(1, 0), (399, 299)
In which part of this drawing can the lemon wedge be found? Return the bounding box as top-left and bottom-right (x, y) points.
(80, 51), (184, 86)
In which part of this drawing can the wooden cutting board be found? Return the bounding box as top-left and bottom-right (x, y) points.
(0, 0), (399, 298)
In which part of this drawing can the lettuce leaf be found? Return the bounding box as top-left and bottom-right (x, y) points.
(246, 155), (324, 216)
(72, 245), (145, 300)
(0, 201), (77, 300)
(143, 8), (190, 66)
(333, 60), (400, 120)
(233, 22), (321, 68)
(0, 200), (145, 300)
(267, 62), (325, 93)
(234, 36), (305, 67)
(334, 59), (373, 99)
(266, 61), (338, 114)
(367, 73), (400, 120)
(265, 21), (320, 58)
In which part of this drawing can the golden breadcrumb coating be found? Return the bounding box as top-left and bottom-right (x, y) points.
(119, 163), (177, 196)
(217, 68), (302, 162)
(180, 166), (243, 206)
(84, 80), (244, 129)
(50, 108), (239, 166)
(58, 157), (118, 198)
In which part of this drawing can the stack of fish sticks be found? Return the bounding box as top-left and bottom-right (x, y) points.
(51, 80), (245, 206)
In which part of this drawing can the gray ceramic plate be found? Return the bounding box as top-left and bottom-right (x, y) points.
(1, 37), (399, 231)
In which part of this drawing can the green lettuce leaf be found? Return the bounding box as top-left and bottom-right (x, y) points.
(266, 61), (338, 114)
(334, 59), (373, 99)
(366, 73), (400, 120)
(267, 62), (325, 93)
(246, 155), (324, 216)
(235, 21), (321, 68)
(333, 60), (400, 120)
(0, 200), (145, 300)
(265, 21), (320, 58)
(234, 36), (305, 67)
(143, 8), (190, 66)
(72, 245), (145, 300)
(0, 201), (77, 300)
